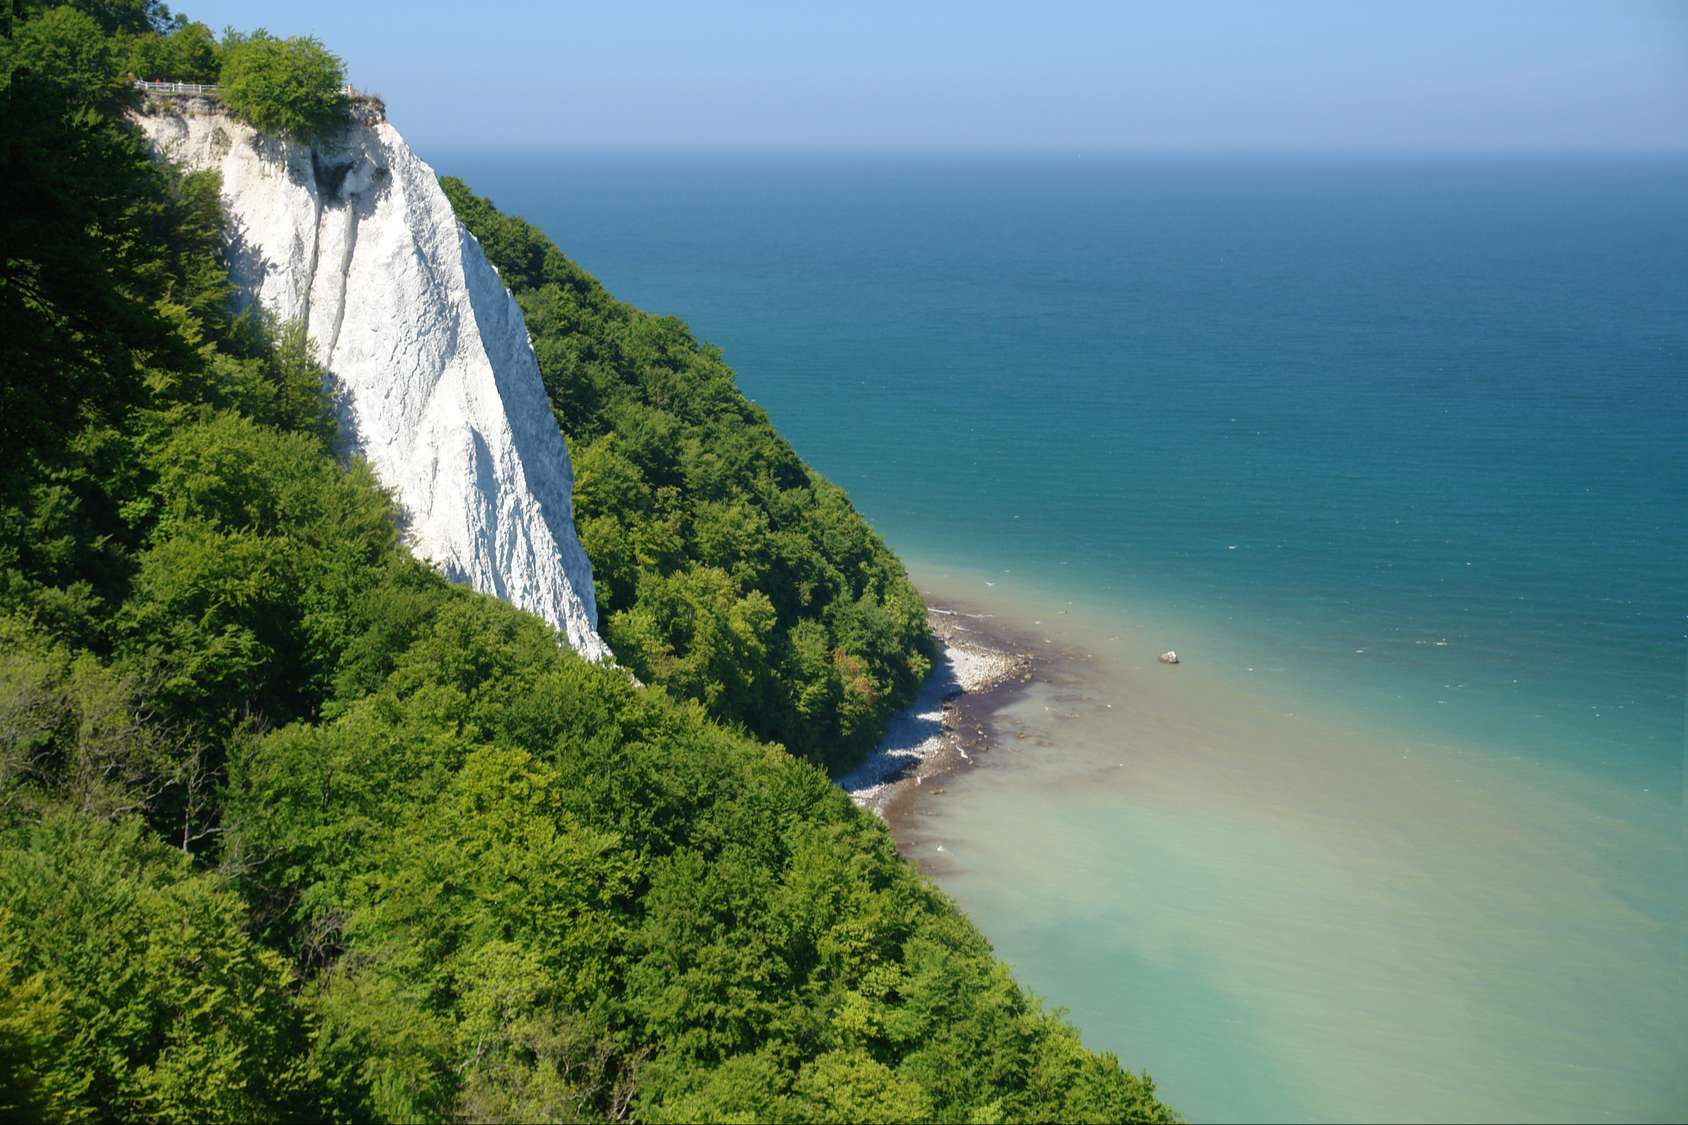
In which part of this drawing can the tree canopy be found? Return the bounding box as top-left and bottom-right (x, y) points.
(124, 15), (219, 82)
(218, 29), (345, 138)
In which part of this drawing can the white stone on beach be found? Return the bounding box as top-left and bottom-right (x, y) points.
(135, 105), (609, 661)
(1158, 650), (1180, 664)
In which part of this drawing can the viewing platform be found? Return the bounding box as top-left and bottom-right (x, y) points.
(132, 79), (386, 121)
(133, 79), (223, 96)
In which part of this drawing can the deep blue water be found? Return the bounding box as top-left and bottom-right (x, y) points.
(435, 150), (1687, 795)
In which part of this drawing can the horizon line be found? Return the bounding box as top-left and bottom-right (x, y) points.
(410, 140), (1688, 159)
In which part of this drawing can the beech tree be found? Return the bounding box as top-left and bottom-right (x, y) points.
(218, 29), (344, 139)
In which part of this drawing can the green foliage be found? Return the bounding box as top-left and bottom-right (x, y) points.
(218, 28), (344, 139)
(0, 4), (1178, 1121)
(11, 6), (125, 105)
(0, 620), (185, 828)
(2, 6), (179, 493)
(17, 0), (173, 37)
(224, 597), (1176, 1123)
(124, 16), (219, 82)
(441, 178), (934, 771)
(0, 915), (92, 1123)
(0, 813), (308, 1121)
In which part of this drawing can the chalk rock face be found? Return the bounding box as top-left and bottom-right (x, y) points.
(136, 104), (610, 661)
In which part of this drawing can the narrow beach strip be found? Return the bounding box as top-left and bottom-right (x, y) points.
(839, 605), (1031, 818)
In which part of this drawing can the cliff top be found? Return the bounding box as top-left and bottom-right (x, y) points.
(132, 79), (386, 124)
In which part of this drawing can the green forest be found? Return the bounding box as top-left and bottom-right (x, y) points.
(0, 2), (1177, 1121)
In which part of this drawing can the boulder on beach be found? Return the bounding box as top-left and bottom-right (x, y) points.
(1158, 650), (1179, 664)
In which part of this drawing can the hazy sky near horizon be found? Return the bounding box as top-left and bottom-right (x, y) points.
(183, 1), (1686, 152)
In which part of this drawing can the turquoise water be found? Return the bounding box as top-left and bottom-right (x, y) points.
(438, 150), (1687, 1120)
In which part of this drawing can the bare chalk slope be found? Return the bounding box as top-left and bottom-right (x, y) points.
(138, 103), (610, 660)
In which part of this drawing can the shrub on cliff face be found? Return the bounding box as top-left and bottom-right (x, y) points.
(218, 29), (344, 139)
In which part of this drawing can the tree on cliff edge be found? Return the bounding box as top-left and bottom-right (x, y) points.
(218, 29), (344, 139)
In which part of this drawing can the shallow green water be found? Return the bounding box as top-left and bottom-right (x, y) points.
(901, 564), (1682, 1122)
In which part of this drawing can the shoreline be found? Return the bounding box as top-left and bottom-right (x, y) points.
(838, 597), (1034, 826)
(860, 570), (1685, 1123)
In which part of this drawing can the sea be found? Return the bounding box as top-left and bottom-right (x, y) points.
(434, 148), (1687, 1123)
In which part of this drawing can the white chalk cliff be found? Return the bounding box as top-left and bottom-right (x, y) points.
(136, 101), (610, 661)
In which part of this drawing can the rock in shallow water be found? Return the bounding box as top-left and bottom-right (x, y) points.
(1158, 650), (1180, 664)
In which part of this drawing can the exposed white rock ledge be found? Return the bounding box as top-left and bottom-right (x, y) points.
(136, 105), (610, 661)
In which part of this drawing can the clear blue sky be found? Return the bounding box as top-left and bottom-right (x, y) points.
(185, 0), (1686, 152)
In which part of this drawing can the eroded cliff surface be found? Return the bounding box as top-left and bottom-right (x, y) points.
(137, 104), (610, 661)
